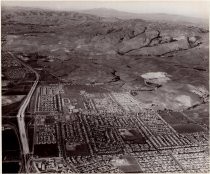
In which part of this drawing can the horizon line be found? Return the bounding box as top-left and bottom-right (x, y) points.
(2, 4), (209, 20)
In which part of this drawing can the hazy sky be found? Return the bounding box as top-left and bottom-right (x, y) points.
(2, 1), (209, 18)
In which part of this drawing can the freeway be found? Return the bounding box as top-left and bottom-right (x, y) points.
(8, 52), (40, 155)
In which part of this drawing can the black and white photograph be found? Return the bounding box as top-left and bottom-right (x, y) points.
(1, 0), (209, 173)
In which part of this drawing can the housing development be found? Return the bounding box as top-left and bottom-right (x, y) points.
(25, 83), (208, 173)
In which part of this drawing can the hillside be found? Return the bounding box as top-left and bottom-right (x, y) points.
(2, 6), (208, 57)
(2, 6), (209, 112)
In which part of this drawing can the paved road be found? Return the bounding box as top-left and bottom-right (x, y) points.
(8, 52), (40, 155)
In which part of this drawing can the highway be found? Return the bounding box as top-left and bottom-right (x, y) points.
(8, 52), (40, 155)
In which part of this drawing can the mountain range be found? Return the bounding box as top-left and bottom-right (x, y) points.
(80, 8), (208, 29)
